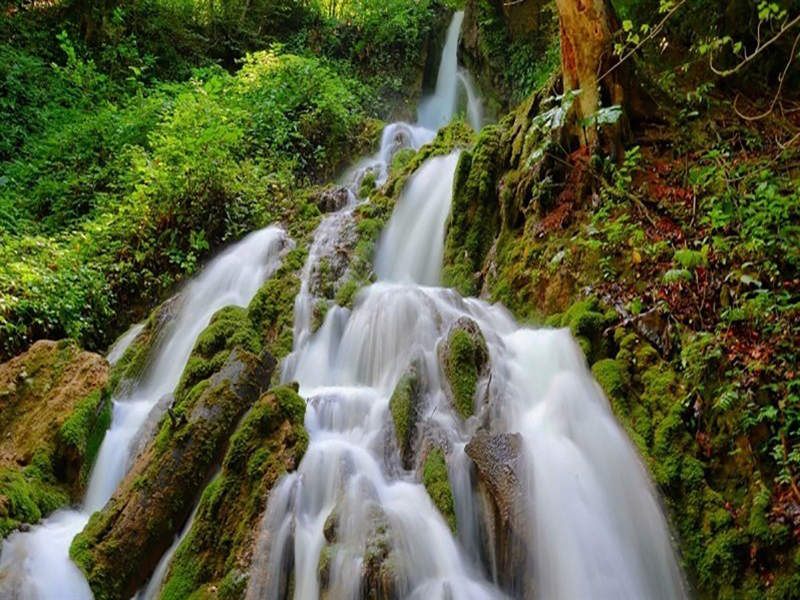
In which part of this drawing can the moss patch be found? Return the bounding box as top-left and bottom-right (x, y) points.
(438, 319), (488, 420)
(422, 447), (457, 533)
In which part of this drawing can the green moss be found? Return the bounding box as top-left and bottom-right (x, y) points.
(248, 249), (305, 360)
(591, 359), (627, 407)
(422, 447), (457, 533)
(0, 466), (70, 537)
(442, 126), (502, 296)
(334, 278), (361, 309)
(58, 388), (113, 485)
(389, 147), (416, 175)
(389, 373), (416, 451)
(443, 329), (480, 419)
(160, 386), (307, 599)
(358, 171), (377, 198)
(559, 297), (612, 363)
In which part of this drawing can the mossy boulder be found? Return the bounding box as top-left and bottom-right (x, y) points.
(318, 502), (399, 600)
(0, 340), (110, 535)
(159, 385), (308, 600)
(389, 358), (427, 469)
(70, 346), (276, 600)
(591, 358), (628, 410)
(421, 447), (457, 533)
(107, 295), (181, 395)
(247, 247), (306, 361)
(437, 317), (489, 419)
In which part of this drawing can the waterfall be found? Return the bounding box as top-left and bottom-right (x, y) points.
(418, 11), (482, 132)
(247, 10), (685, 600)
(374, 152), (460, 286)
(1, 9), (687, 600)
(0, 226), (289, 600)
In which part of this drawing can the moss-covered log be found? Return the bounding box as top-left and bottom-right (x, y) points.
(158, 385), (308, 600)
(70, 345), (276, 600)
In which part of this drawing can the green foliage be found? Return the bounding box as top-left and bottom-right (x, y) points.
(0, 30), (367, 359)
(422, 447), (457, 532)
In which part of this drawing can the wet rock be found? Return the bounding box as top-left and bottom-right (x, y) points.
(437, 317), (489, 419)
(0, 340), (109, 535)
(318, 503), (400, 600)
(311, 186), (351, 213)
(161, 385), (308, 599)
(465, 429), (529, 597)
(108, 294), (182, 395)
(389, 356), (428, 469)
(70, 347), (276, 600)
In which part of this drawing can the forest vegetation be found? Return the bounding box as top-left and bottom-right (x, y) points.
(1, 0), (799, 598)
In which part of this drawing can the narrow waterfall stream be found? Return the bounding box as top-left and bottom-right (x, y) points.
(246, 11), (686, 600)
(0, 227), (288, 599)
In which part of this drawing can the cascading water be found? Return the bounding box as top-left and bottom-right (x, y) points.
(245, 10), (685, 600)
(0, 226), (288, 599)
(0, 10), (686, 600)
(417, 11), (482, 131)
(374, 152), (460, 286)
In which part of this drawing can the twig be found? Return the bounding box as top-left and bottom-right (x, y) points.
(598, 0), (688, 83)
(732, 32), (800, 121)
(710, 13), (800, 77)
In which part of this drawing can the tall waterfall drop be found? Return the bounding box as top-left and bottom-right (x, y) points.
(0, 227), (288, 599)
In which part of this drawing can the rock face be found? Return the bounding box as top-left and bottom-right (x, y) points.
(70, 346), (276, 600)
(437, 317), (489, 419)
(319, 502), (400, 600)
(311, 186), (351, 213)
(0, 340), (109, 536)
(159, 384), (308, 600)
(465, 429), (529, 597)
(460, 0), (548, 111)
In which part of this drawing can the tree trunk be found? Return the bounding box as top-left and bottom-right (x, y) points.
(554, 0), (628, 151)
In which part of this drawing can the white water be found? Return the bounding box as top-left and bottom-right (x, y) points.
(246, 11), (685, 600)
(418, 10), (482, 132)
(374, 152), (460, 286)
(106, 322), (145, 366)
(0, 226), (288, 600)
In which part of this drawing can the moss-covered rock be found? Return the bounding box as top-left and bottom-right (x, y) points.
(389, 359), (427, 469)
(442, 125), (503, 296)
(70, 347), (276, 600)
(318, 502), (399, 600)
(591, 358), (627, 409)
(248, 247), (306, 361)
(550, 296), (614, 364)
(437, 317), (489, 419)
(0, 339), (109, 535)
(421, 447), (457, 533)
(107, 295), (181, 395)
(158, 385), (308, 600)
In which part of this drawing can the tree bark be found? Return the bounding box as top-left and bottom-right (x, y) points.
(554, 0), (628, 150)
